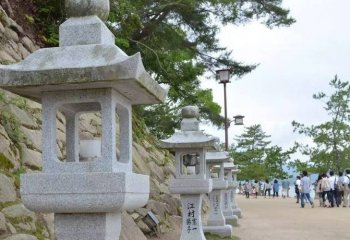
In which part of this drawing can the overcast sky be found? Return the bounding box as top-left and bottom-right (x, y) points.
(200, 0), (350, 160)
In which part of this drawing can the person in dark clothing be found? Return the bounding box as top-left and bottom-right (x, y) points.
(273, 179), (279, 198)
(265, 179), (272, 198)
(295, 176), (301, 203)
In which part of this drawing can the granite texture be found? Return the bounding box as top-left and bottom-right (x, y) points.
(168, 178), (212, 195)
(65, 0), (110, 20)
(0, 15), (167, 105)
(206, 151), (231, 164)
(203, 225), (233, 238)
(39, 88), (132, 173)
(180, 195), (206, 240)
(21, 172), (150, 213)
(0, 45), (166, 104)
(55, 213), (120, 240)
(59, 16), (115, 46)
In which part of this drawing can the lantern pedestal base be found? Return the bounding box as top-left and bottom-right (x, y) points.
(203, 225), (233, 238)
(55, 212), (121, 240)
(179, 194), (206, 240)
(207, 189), (226, 226)
(232, 208), (242, 218)
(222, 189), (237, 226)
(224, 215), (238, 227)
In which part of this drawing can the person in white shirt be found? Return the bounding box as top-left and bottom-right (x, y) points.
(343, 169), (350, 208)
(328, 171), (337, 207)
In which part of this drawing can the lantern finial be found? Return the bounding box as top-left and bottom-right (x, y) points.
(66, 0), (110, 20)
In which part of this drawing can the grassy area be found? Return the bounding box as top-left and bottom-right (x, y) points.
(205, 233), (240, 240)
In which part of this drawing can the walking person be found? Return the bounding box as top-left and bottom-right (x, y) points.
(259, 180), (265, 196)
(265, 180), (272, 198)
(244, 180), (251, 199)
(281, 177), (290, 198)
(328, 171), (337, 207)
(320, 173), (331, 207)
(295, 176), (301, 203)
(343, 169), (350, 208)
(337, 171), (345, 206)
(273, 179), (279, 198)
(315, 175), (323, 207)
(253, 180), (259, 198)
(300, 171), (314, 208)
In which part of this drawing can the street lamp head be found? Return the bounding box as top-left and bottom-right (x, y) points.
(233, 115), (244, 125)
(215, 68), (232, 83)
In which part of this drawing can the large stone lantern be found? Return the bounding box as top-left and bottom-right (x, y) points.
(160, 106), (216, 240)
(222, 162), (239, 226)
(0, 0), (167, 239)
(203, 151), (233, 238)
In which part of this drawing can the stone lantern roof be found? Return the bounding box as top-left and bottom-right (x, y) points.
(159, 106), (216, 149)
(0, 2), (167, 105)
(223, 162), (235, 169)
(206, 151), (232, 164)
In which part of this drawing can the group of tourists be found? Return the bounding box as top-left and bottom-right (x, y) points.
(240, 177), (291, 199)
(313, 169), (350, 208)
(294, 169), (350, 208)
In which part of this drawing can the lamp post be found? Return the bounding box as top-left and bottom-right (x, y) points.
(216, 69), (244, 150)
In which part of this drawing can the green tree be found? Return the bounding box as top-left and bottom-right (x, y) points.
(231, 124), (292, 180)
(292, 75), (350, 173)
(108, 0), (295, 137)
(32, 0), (295, 137)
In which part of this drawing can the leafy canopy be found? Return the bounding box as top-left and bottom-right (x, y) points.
(108, 0), (295, 137)
(32, 0), (295, 137)
(231, 124), (294, 180)
(292, 75), (350, 173)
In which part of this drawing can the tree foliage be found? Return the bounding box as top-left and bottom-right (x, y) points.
(231, 124), (294, 180)
(292, 75), (350, 173)
(108, 0), (295, 137)
(32, 0), (295, 137)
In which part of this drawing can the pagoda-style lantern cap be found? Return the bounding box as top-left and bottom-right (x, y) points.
(223, 162), (235, 170)
(159, 106), (216, 149)
(206, 151), (231, 164)
(0, 0), (167, 105)
(207, 151), (230, 189)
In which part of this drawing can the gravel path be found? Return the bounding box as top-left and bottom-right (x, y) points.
(234, 195), (350, 240)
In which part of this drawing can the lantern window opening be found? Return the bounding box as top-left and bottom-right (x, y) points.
(56, 102), (103, 163)
(181, 152), (200, 176)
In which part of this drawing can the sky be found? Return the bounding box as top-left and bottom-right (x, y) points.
(200, 0), (350, 160)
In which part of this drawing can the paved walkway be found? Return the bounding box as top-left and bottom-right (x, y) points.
(235, 195), (350, 240)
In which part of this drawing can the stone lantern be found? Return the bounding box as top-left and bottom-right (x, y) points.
(160, 106), (216, 240)
(0, 0), (167, 239)
(222, 162), (239, 226)
(203, 151), (233, 238)
(231, 165), (242, 218)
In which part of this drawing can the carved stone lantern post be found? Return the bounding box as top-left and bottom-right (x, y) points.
(203, 152), (233, 238)
(222, 162), (239, 226)
(0, 0), (167, 239)
(231, 166), (242, 218)
(160, 106), (216, 240)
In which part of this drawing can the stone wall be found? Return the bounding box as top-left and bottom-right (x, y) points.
(0, 4), (182, 240)
(0, 6), (37, 64)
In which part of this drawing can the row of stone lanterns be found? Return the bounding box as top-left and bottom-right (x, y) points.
(160, 106), (242, 239)
(0, 0), (242, 237)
